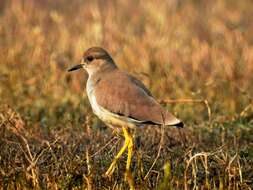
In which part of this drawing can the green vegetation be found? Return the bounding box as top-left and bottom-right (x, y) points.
(0, 0), (252, 189)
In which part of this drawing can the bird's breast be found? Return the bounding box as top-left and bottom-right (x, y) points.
(86, 78), (138, 129)
(86, 79), (100, 115)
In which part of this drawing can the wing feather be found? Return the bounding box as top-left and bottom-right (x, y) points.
(93, 70), (182, 126)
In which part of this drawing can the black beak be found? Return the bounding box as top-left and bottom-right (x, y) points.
(68, 64), (84, 72)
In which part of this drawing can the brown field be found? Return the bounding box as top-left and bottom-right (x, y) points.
(0, 0), (253, 189)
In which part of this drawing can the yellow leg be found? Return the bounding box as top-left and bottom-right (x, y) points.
(105, 127), (130, 177)
(125, 132), (135, 190)
(126, 134), (133, 171)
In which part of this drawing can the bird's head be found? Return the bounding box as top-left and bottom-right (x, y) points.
(68, 47), (117, 75)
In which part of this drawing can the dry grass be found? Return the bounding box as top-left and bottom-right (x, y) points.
(0, 0), (253, 189)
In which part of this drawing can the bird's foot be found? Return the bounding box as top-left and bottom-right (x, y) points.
(104, 161), (117, 178)
(124, 170), (135, 190)
(124, 170), (132, 181)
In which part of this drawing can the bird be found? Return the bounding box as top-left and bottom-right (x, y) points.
(68, 47), (183, 177)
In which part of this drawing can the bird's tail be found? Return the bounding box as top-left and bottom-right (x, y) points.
(162, 110), (184, 128)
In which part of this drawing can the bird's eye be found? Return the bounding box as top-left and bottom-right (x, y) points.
(87, 56), (94, 62)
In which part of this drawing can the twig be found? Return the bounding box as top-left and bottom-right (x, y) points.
(6, 119), (42, 188)
(144, 121), (165, 180)
(184, 146), (224, 190)
(161, 98), (212, 122)
(86, 148), (91, 175)
(239, 101), (253, 117)
(90, 136), (118, 158)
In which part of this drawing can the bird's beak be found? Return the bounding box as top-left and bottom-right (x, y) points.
(68, 59), (85, 72)
(67, 64), (84, 72)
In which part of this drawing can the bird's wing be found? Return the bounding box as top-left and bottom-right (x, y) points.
(94, 70), (182, 126)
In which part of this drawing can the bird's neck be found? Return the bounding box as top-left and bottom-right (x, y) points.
(100, 60), (118, 73)
(87, 62), (117, 94)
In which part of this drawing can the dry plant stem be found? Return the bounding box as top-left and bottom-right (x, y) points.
(86, 148), (91, 175)
(83, 175), (92, 190)
(227, 153), (238, 187)
(144, 123), (165, 180)
(45, 139), (60, 164)
(161, 98), (212, 122)
(6, 119), (43, 188)
(84, 148), (93, 190)
(108, 138), (121, 155)
(184, 147), (224, 190)
(239, 101), (253, 117)
(90, 136), (118, 158)
(237, 159), (242, 183)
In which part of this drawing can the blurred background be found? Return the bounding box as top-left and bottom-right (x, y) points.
(0, 0), (253, 125)
(0, 0), (253, 189)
